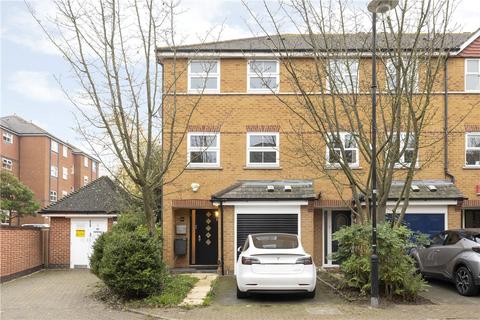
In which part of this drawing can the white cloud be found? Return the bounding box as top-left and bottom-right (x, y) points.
(8, 71), (66, 102)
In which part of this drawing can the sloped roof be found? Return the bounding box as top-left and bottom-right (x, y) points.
(388, 180), (464, 200)
(157, 32), (472, 53)
(212, 180), (316, 201)
(40, 176), (132, 214)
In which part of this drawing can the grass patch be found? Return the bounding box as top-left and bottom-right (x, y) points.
(93, 274), (198, 309)
(202, 277), (219, 306)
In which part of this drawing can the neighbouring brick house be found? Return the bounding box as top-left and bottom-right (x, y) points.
(0, 115), (100, 225)
(157, 29), (480, 275)
(39, 176), (129, 268)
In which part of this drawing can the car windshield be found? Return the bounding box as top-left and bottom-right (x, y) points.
(251, 234), (298, 249)
(465, 233), (480, 243)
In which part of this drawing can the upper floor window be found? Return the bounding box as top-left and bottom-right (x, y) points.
(187, 132), (220, 168)
(62, 167), (68, 180)
(385, 59), (419, 93)
(51, 165), (58, 177)
(83, 176), (89, 186)
(62, 145), (68, 157)
(246, 132), (279, 167)
(2, 157), (12, 171)
(465, 59), (480, 92)
(328, 59), (359, 93)
(84, 156), (89, 168)
(92, 161), (97, 172)
(51, 140), (59, 153)
(247, 60), (280, 93)
(326, 132), (359, 167)
(3, 132), (13, 144)
(188, 60), (220, 93)
(466, 132), (480, 167)
(394, 133), (417, 168)
(50, 190), (57, 202)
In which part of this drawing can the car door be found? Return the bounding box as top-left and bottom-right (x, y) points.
(419, 232), (446, 274)
(432, 231), (462, 277)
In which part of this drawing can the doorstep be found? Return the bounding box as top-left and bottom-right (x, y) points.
(181, 273), (218, 306)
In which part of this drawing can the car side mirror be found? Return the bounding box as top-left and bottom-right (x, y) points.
(237, 246), (243, 253)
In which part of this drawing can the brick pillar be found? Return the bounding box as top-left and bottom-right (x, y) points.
(301, 203), (315, 260)
(48, 217), (70, 268)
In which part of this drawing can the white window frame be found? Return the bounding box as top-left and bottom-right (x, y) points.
(385, 58), (419, 93)
(83, 176), (89, 186)
(465, 132), (480, 167)
(2, 157), (13, 171)
(84, 156), (89, 168)
(51, 165), (58, 177)
(62, 145), (68, 157)
(325, 132), (360, 168)
(62, 190), (68, 197)
(394, 132), (419, 168)
(3, 132), (13, 144)
(188, 60), (220, 93)
(62, 167), (68, 180)
(465, 58), (480, 92)
(327, 59), (359, 94)
(246, 132), (280, 167)
(50, 191), (57, 202)
(51, 140), (59, 153)
(92, 161), (97, 172)
(247, 60), (280, 93)
(187, 132), (220, 168)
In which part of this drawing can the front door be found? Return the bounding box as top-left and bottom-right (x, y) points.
(193, 210), (218, 265)
(70, 218), (108, 268)
(331, 210), (352, 264)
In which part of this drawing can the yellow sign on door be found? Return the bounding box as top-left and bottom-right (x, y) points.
(76, 229), (85, 237)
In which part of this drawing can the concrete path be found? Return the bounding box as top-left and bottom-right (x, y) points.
(420, 278), (479, 305)
(180, 273), (217, 306)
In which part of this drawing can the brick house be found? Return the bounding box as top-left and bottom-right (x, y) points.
(0, 115), (100, 225)
(39, 176), (129, 268)
(157, 30), (480, 275)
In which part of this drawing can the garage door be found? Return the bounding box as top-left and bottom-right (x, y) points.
(236, 214), (298, 252)
(402, 214), (445, 237)
(70, 218), (108, 268)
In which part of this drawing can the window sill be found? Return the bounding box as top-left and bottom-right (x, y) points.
(463, 166), (480, 170)
(186, 166), (223, 170)
(243, 166), (282, 170)
(325, 165), (362, 170)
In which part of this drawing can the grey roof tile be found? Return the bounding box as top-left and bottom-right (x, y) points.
(40, 176), (133, 214)
(388, 180), (464, 200)
(157, 32), (472, 53)
(212, 180), (316, 200)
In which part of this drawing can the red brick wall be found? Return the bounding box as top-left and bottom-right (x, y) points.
(48, 217), (70, 268)
(0, 226), (44, 282)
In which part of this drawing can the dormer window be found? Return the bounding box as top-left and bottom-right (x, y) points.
(188, 60), (220, 93)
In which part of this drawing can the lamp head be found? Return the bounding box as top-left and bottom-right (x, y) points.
(367, 0), (398, 13)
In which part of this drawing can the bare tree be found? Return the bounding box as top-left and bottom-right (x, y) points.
(244, 0), (474, 224)
(27, 0), (218, 234)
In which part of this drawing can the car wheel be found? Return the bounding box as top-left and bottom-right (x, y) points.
(236, 286), (249, 299)
(455, 266), (479, 296)
(305, 288), (316, 299)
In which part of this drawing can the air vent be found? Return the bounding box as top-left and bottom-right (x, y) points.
(284, 185), (292, 192)
(427, 185), (437, 192)
(266, 185), (275, 192)
(411, 185), (420, 192)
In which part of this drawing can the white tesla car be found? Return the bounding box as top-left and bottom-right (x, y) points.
(236, 233), (316, 298)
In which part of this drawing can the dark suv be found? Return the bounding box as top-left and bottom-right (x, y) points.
(411, 229), (480, 296)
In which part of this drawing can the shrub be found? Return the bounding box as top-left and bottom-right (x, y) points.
(333, 222), (427, 300)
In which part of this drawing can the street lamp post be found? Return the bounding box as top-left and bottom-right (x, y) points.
(367, 0), (398, 308)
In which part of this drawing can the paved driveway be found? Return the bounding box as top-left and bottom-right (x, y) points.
(0, 270), (146, 320)
(421, 278), (480, 305)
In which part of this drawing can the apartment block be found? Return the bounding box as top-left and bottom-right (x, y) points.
(0, 115), (99, 225)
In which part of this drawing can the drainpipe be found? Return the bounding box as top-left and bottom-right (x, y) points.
(219, 200), (225, 275)
(158, 56), (165, 225)
(444, 54), (455, 183)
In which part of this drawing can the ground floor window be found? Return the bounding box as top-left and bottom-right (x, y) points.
(464, 209), (480, 228)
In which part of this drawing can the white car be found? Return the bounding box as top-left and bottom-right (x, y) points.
(236, 233), (317, 299)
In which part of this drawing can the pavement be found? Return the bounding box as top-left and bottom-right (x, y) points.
(180, 273), (217, 306)
(1, 269), (479, 320)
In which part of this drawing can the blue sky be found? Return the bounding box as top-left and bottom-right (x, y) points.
(1, 0), (479, 154)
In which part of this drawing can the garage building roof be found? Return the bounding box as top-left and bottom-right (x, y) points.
(388, 180), (465, 200)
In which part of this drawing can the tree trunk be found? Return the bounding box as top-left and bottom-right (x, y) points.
(377, 204), (386, 223)
(142, 185), (156, 235)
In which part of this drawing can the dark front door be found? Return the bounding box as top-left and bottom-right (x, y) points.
(331, 210), (352, 263)
(465, 209), (480, 228)
(193, 209), (218, 265)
